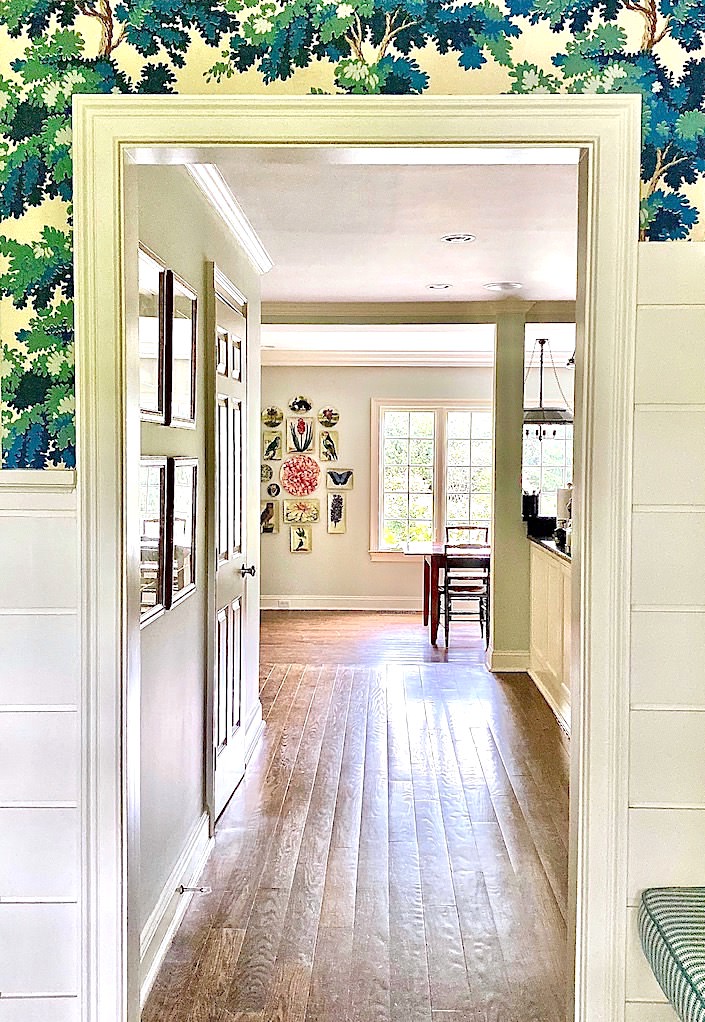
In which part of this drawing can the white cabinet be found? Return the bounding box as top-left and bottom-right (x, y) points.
(529, 541), (572, 731)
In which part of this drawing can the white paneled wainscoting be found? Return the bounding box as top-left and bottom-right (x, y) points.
(626, 243), (705, 1022)
(0, 473), (80, 1022)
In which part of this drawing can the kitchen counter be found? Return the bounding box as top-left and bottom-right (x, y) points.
(528, 535), (571, 563)
(528, 537), (572, 733)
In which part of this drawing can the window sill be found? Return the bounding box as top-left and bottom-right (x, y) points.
(368, 550), (424, 563)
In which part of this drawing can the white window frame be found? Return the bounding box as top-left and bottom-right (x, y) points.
(370, 397), (492, 561)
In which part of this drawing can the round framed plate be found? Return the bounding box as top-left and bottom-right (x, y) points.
(262, 405), (283, 427)
(261, 464), (273, 482)
(267, 482), (281, 497)
(288, 394), (313, 413)
(281, 454), (320, 495)
(318, 406), (339, 427)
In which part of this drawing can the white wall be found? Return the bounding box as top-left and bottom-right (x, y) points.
(136, 165), (262, 983)
(260, 362), (573, 609)
(0, 478), (80, 1021)
(624, 243), (705, 1021)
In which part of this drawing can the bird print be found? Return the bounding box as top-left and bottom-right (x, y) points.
(263, 434), (281, 460)
(321, 431), (338, 461)
(260, 503), (275, 533)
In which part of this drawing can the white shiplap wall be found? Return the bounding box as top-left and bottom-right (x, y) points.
(0, 476), (80, 1022)
(625, 242), (705, 1020)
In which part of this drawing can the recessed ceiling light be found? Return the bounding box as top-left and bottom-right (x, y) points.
(428, 283), (452, 290)
(484, 281), (522, 292)
(441, 233), (476, 244)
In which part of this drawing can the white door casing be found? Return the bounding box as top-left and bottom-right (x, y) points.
(72, 95), (640, 1022)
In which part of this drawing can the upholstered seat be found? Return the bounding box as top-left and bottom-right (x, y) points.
(639, 887), (705, 1022)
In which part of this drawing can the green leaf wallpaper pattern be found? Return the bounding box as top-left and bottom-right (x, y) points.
(1, 0), (704, 467)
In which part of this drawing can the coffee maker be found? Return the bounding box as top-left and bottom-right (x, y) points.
(555, 485), (572, 552)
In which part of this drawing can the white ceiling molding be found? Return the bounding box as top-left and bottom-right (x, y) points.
(261, 348), (499, 367)
(185, 164), (273, 275)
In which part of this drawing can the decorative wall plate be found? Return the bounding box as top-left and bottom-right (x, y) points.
(290, 524), (312, 553)
(262, 405), (283, 427)
(286, 416), (314, 452)
(327, 492), (346, 534)
(267, 482), (281, 497)
(288, 395), (312, 413)
(262, 431), (282, 461)
(281, 454), (320, 496)
(260, 500), (279, 534)
(261, 464), (273, 482)
(318, 407), (339, 427)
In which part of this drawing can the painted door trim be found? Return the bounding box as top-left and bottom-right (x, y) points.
(72, 94), (640, 1022)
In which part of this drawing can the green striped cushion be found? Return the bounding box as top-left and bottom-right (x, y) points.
(639, 887), (705, 1022)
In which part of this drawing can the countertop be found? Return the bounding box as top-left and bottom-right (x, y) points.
(528, 535), (572, 563)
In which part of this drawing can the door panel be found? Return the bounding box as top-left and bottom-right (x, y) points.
(211, 280), (251, 819)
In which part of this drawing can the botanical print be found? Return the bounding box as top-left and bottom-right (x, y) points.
(280, 454), (320, 496)
(260, 500), (279, 534)
(286, 416), (314, 453)
(319, 430), (339, 462)
(326, 469), (354, 490)
(318, 407), (340, 427)
(290, 524), (312, 553)
(261, 463), (273, 482)
(327, 492), (346, 534)
(283, 498), (320, 523)
(2, 0), (705, 467)
(288, 395), (313, 413)
(262, 431), (282, 461)
(261, 405), (283, 427)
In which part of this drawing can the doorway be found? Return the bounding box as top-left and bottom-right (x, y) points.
(73, 94), (640, 1022)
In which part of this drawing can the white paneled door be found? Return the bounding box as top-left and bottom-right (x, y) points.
(211, 276), (252, 819)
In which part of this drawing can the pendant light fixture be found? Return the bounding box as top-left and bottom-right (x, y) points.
(524, 337), (573, 439)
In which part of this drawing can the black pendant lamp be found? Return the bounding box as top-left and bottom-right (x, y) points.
(523, 337), (573, 439)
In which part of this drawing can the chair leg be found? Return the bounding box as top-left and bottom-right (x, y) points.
(444, 586), (450, 646)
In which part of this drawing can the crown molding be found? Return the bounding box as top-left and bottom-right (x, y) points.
(185, 164), (273, 275)
(260, 348), (498, 367)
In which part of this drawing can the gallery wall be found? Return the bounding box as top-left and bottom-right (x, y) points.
(260, 361), (573, 608)
(1, 0), (704, 468)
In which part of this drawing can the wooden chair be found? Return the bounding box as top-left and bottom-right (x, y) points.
(441, 545), (490, 647)
(445, 525), (489, 546)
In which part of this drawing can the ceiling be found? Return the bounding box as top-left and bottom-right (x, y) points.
(215, 146), (580, 306)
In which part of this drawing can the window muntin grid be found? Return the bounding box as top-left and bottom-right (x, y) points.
(522, 424), (573, 517)
(445, 410), (493, 534)
(378, 406), (494, 551)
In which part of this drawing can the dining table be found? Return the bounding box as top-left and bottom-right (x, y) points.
(403, 541), (491, 645)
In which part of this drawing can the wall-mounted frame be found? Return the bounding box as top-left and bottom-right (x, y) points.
(165, 270), (197, 427)
(138, 246), (166, 422)
(166, 457), (197, 608)
(139, 457), (167, 624)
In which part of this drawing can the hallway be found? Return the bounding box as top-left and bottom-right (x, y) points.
(143, 612), (569, 1022)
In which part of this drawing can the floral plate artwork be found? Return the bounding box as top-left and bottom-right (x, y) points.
(288, 395), (313, 413)
(261, 464), (273, 482)
(287, 416), (314, 452)
(283, 498), (320, 524)
(281, 454), (320, 496)
(262, 405), (284, 428)
(318, 407), (339, 427)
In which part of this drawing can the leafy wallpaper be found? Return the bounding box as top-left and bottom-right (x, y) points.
(1, 0), (704, 468)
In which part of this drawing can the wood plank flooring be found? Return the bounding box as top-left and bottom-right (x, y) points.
(143, 611), (569, 1022)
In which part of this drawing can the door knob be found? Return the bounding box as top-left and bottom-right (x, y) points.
(240, 564), (257, 577)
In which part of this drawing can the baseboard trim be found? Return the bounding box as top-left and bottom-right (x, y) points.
(528, 666), (572, 736)
(140, 812), (214, 1007)
(488, 648), (530, 672)
(260, 595), (421, 612)
(245, 703), (265, 763)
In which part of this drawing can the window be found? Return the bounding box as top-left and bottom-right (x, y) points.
(522, 423), (573, 517)
(371, 400), (493, 553)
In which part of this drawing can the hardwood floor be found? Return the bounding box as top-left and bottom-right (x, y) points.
(143, 611), (569, 1022)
